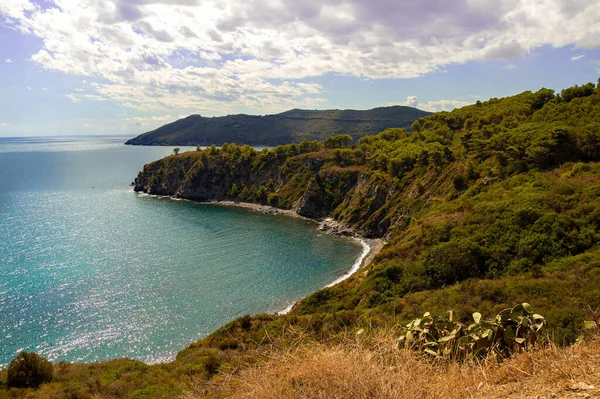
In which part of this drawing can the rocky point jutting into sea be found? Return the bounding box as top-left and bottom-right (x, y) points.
(133, 142), (399, 239)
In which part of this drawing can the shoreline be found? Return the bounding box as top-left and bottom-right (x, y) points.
(202, 200), (384, 315)
(277, 236), (379, 315)
(137, 194), (384, 316)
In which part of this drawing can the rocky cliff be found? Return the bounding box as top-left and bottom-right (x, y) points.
(133, 143), (409, 238)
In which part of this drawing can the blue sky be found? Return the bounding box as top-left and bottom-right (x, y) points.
(1, 0), (599, 137)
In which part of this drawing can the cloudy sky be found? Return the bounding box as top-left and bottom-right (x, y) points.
(1, 0), (600, 137)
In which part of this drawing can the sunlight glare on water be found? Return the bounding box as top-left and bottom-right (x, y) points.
(0, 136), (363, 366)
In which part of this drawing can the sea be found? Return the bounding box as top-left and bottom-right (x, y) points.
(0, 136), (365, 367)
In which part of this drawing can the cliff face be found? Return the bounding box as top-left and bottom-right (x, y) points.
(133, 146), (404, 238)
(132, 139), (461, 239)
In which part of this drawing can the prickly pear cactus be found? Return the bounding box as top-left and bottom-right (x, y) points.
(397, 303), (546, 359)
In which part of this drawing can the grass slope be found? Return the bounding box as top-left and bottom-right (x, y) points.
(191, 329), (600, 399)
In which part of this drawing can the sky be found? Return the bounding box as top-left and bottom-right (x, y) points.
(1, 0), (600, 137)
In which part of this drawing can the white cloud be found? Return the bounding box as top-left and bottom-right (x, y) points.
(199, 51), (222, 61)
(41, 87), (48, 90)
(485, 41), (528, 59)
(75, 88), (85, 92)
(1, 0), (599, 114)
(387, 96), (418, 108)
(0, 122), (11, 128)
(65, 94), (82, 103)
(388, 96), (472, 112)
(405, 96), (419, 108)
(125, 114), (172, 124)
(571, 54), (585, 62)
(419, 99), (473, 113)
(296, 83), (323, 94)
(501, 63), (517, 70)
(27, 86), (31, 90)
(5, 59), (12, 63)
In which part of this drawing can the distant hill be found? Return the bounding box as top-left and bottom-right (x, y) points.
(124, 106), (431, 146)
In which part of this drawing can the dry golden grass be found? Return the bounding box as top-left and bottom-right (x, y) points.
(183, 328), (600, 399)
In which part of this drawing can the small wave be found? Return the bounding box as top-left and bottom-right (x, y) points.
(143, 354), (177, 365)
(278, 238), (371, 315)
(135, 192), (194, 203)
(277, 302), (296, 315)
(324, 238), (370, 288)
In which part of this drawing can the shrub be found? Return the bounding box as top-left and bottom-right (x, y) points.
(424, 240), (485, 286)
(453, 175), (467, 191)
(267, 192), (279, 206)
(203, 353), (222, 377)
(7, 351), (53, 388)
(239, 314), (252, 331)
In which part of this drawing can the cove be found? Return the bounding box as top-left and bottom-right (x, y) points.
(0, 136), (364, 366)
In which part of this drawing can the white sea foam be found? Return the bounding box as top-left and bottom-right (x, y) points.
(278, 238), (371, 315)
(325, 238), (370, 287)
(278, 302), (296, 315)
(144, 354), (177, 365)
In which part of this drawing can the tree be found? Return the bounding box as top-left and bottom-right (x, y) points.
(173, 147), (180, 155)
(338, 134), (353, 147)
(7, 351), (53, 388)
(324, 134), (353, 148)
(560, 83), (595, 102)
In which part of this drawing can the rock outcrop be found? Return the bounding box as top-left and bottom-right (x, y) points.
(133, 148), (399, 238)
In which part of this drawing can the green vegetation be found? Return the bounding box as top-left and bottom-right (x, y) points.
(133, 79), (600, 345)
(398, 303), (546, 359)
(4, 80), (600, 397)
(124, 106), (430, 146)
(6, 352), (53, 388)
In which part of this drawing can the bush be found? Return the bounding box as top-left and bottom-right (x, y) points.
(239, 314), (252, 331)
(267, 192), (279, 206)
(424, 240), (485, 286)
(453, 175), (467, 191)
(7, 351), (53, 388)
(203, 353), (222, 377)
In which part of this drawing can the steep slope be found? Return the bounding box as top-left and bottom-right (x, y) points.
(124, 106), (431, 146)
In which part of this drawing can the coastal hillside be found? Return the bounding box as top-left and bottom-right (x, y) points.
(3, 81), (600, 398)
(134, 80), (600, 341)
(124, 106), (430, 146)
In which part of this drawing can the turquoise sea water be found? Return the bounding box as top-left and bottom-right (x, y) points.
(0, 136), (364, 366)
